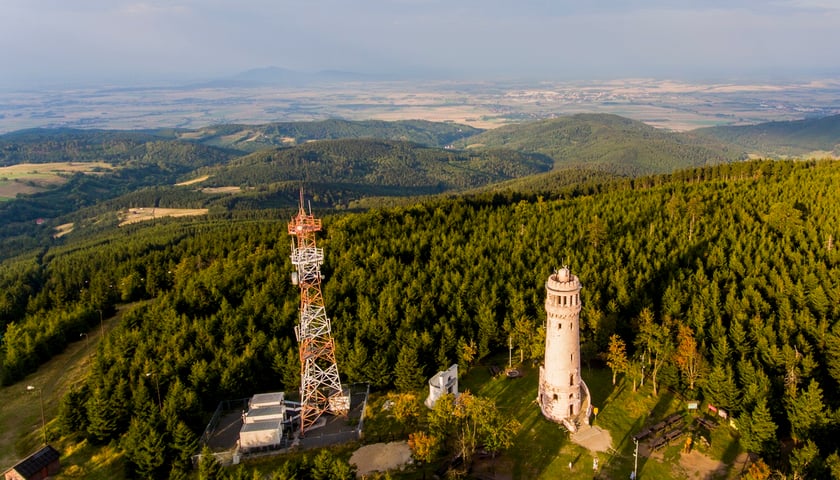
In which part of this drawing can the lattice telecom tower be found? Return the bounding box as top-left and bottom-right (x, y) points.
(288, 191), (348, 434)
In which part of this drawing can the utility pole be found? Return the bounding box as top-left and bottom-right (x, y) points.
(26, 386), (47, 445)
(508, 335), (512, 369)
(145, 372), (162, 411)
(633, 437), (639, 479)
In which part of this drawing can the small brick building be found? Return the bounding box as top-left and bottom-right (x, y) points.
(4, 445), (60, 480)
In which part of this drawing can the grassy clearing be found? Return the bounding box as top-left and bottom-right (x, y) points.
(0, 162), (113, 178)
(0, 308), (123, 474)
(53, 441), (125, 480)
(174, 175), (210, 186)
(200, 186), (242, 194)
(316, 358), (746, 479)
(459, 357), (743, 479)
(118, 207), (209, 226)
(53, 223), (74, 238)
(0, 162), (114, 199)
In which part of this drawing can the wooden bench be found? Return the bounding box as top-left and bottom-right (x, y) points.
(632, 427), (653, 442)
(664, 428), (684, 442)
(695, 417), (716, 430)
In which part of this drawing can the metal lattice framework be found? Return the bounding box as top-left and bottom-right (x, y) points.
(288, 192), (347, 434)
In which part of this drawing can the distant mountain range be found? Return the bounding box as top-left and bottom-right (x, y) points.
(193, 66), (381, 88)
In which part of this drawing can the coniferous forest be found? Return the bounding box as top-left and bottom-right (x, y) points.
(1, 117), (839, 478)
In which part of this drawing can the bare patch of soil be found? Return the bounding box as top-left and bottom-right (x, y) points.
(175, 175), (209, 186)
(54, 223), (74, 238)
(349, 441), (412, 477)
(118, 207), (208, 226)
(571, 425), (613, 453)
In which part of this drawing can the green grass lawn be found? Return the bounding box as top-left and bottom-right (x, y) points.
(456, 358), (744, 479)
(332, 357), (747, 479)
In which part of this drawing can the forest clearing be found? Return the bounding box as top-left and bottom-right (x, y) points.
(0, 162), (113, 199)
(118, 207), (209, 226)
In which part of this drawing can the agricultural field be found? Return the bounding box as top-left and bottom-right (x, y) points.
(0, 162), (113, 200)
(3, 78), (838, 134)
(118, 207), (209, 226)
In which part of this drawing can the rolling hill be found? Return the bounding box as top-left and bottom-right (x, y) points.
(201, 138), (553, 191)
(695, 114), (840, 157)
(175, 119), (483, 152)
(452, 113), (744, 175)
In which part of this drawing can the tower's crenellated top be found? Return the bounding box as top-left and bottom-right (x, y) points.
(547, 266), (581, 293)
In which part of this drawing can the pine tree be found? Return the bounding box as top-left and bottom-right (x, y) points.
(171, 420), (199, 474)
(58, 385), (89, 434)
(786, 379), (826, 444)
(738, 398), (776, 455)
(789, 440), (819, 480)
(311, 450), (335, 480)
(394, 343), (425, 392)
(197, 446), (224, 480)
(85, 388), (118, 444)
(122, 417), (167, 479)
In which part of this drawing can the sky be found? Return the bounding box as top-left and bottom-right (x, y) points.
(2, 0), (840, 88)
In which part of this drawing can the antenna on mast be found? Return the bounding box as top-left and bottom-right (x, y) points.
(288, 189), (348, 434)
(298, 186), (306, 215)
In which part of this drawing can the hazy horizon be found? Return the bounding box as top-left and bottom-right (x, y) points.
(3, 0), (840, 90)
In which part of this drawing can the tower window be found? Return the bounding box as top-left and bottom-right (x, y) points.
(570, 374), (574, 386)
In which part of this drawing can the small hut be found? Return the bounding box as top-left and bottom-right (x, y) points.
(4, 445), (60, 480)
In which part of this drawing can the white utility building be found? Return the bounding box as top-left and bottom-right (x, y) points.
(238, 392), (286, 452)
(239, 419), (284, 452)
(425, 364), (459, 408)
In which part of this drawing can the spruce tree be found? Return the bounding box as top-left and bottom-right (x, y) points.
(394, 343), (425, 392)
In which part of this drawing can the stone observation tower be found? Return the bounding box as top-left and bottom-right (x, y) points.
(539, 266), (590, 432)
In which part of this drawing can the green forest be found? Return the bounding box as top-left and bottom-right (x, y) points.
(451, 113), (745, 175)
(2, 115), (840, 478)
(1, 158), (839, 478)
(697, 114), (840, 157)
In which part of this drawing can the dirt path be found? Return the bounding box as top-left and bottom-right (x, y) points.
(349, 441), (412, 477)
(572, 425), (613, 452)
(678, 450), (751, 479)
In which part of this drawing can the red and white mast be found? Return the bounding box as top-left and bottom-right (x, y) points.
(288, 190), (347, 433)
